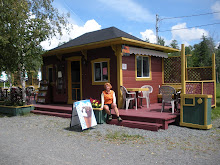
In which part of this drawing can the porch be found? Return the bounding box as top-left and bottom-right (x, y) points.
(31, 103), (179, 132)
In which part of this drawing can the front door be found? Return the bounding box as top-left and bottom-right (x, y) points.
(48, 67), (53, 83)
(71, 61), (81, 101)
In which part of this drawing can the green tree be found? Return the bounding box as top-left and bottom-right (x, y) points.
(215, 44), (220, 83)
(185, 45), (193, 67)
(145, 38), (150, 43)
(170, 39), (179, 49)
(192, 35), (213, 67)
(0, 0), (69, 103)
(158, 36), (165, 46)
(169, 39), (180, 57)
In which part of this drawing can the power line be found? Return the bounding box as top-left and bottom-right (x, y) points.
(160, 11), (220, 20)
(159, 22), (220, 32)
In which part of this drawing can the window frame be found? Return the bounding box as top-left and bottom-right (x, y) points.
(135, 55), (152, 81)
(91, 58), (110, 85)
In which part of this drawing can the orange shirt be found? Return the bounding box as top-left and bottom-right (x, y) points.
(103, 90), (114, 104)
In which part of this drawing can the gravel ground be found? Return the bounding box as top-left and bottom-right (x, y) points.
(0, 113), (220, 165)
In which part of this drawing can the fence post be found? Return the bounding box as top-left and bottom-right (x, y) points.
(181, 44), (186, 94)
(162, 58), (164, 84)
(212, 53), (216, 81)
(212, 53), (217, 107)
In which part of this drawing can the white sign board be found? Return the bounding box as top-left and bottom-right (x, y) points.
(70, 100), (97, 130)
(122, 63), (127, 70)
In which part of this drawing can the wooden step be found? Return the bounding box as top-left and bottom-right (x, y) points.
(34, 105), (72, 114)
(31, 110), (71, 118)
(107, 119), (163, 131)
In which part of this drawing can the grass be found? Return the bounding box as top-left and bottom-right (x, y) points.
(105, 131), (144, 143)
(211, 83), (220, 120)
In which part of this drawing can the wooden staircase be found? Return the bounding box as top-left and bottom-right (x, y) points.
(31, 104), (72, 118)
(31, 104), (179, 131)
(107, 110), (178, 131)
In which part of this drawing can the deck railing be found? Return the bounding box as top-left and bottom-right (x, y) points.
(185, 80), (216, 106)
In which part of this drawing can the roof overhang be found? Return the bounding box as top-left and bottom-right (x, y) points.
(42, 37), (180, 57)
(129, 46), (168, 58)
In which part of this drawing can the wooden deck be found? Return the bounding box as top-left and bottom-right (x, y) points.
(31, 103), (180, 131)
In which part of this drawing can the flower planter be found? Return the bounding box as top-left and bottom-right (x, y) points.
(0, 105), (34, 116)
(93, 108), (107, 124)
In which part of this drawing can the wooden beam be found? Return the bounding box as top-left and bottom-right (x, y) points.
(181, 44), (186, 94)
(81, 50), (87, 60)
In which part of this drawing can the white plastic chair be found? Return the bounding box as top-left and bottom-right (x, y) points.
(138, 85), (153, 108)
(159, 86), (176, 114)
(120, 86), (137, 110)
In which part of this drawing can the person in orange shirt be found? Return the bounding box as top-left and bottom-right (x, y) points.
(101, 83), (122, 122)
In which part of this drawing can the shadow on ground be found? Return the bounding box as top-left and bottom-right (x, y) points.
(64, 125), (95, 132)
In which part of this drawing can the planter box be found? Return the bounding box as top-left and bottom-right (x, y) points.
(0, 105), (34, 116)
(93, 108), (107, 124)
(180, 94), (212, 129)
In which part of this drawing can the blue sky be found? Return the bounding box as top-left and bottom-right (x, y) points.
(41, 0), (220, 50)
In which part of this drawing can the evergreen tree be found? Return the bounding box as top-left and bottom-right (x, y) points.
(192, 35), (213, 67)
(185, 45), (193, 67)
(145, 38), (150, 43)
(170, 39), (179, 49)
(215, 45), (220, 83)
(158, 36), (165, 46)
(168, 39), (180, 57)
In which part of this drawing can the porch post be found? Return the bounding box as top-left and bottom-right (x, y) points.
(181, 44), (186, 94)
(67, 60), (72, 104)
(212, 53), (216, 107)
(162, 58), (164, 84)
(112, 45), (123, 108)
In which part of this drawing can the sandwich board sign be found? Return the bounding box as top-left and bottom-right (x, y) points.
(70, 100), (97, 130)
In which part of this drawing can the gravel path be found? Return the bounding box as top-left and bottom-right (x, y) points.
(0, 114), (220, 165)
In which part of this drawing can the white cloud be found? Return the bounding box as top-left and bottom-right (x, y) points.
(41, 19), (101, 50)
(182, 41), (190, 47)
(171, 23), (209, 41)
(140, 29), (174, 46)
(97, 0), (154, 23)
(211, 1), (220, 20)
(140, 29), (156, 43)
(216, 41), (220, 48)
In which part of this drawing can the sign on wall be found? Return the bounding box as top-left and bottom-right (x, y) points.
(70, 100), (97, 130)
(122, 63), (127, 70)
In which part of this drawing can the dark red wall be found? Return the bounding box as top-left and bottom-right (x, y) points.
(43, 47), (163, 104)
(81, 47), (118, 102)
(43, 46), (118, 103)
(122, 55), (163, 103)
(42, 56), (68, 103)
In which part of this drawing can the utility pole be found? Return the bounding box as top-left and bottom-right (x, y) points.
(156, 14), (159, 44)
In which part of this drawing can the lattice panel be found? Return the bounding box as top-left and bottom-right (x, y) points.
(164, 57), (181, 83)
(203, 82), (215, 106)
(187, 67), (212, 81)
(186, 83), (202, 94)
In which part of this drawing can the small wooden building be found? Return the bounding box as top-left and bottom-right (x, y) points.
(41, 27), (179, 107)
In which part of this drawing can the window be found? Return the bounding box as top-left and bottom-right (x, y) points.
(91, 58), (110, 85)
(136, 55), (151, 81)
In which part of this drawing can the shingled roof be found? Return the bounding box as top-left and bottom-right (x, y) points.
(52, 26), (144, 51)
